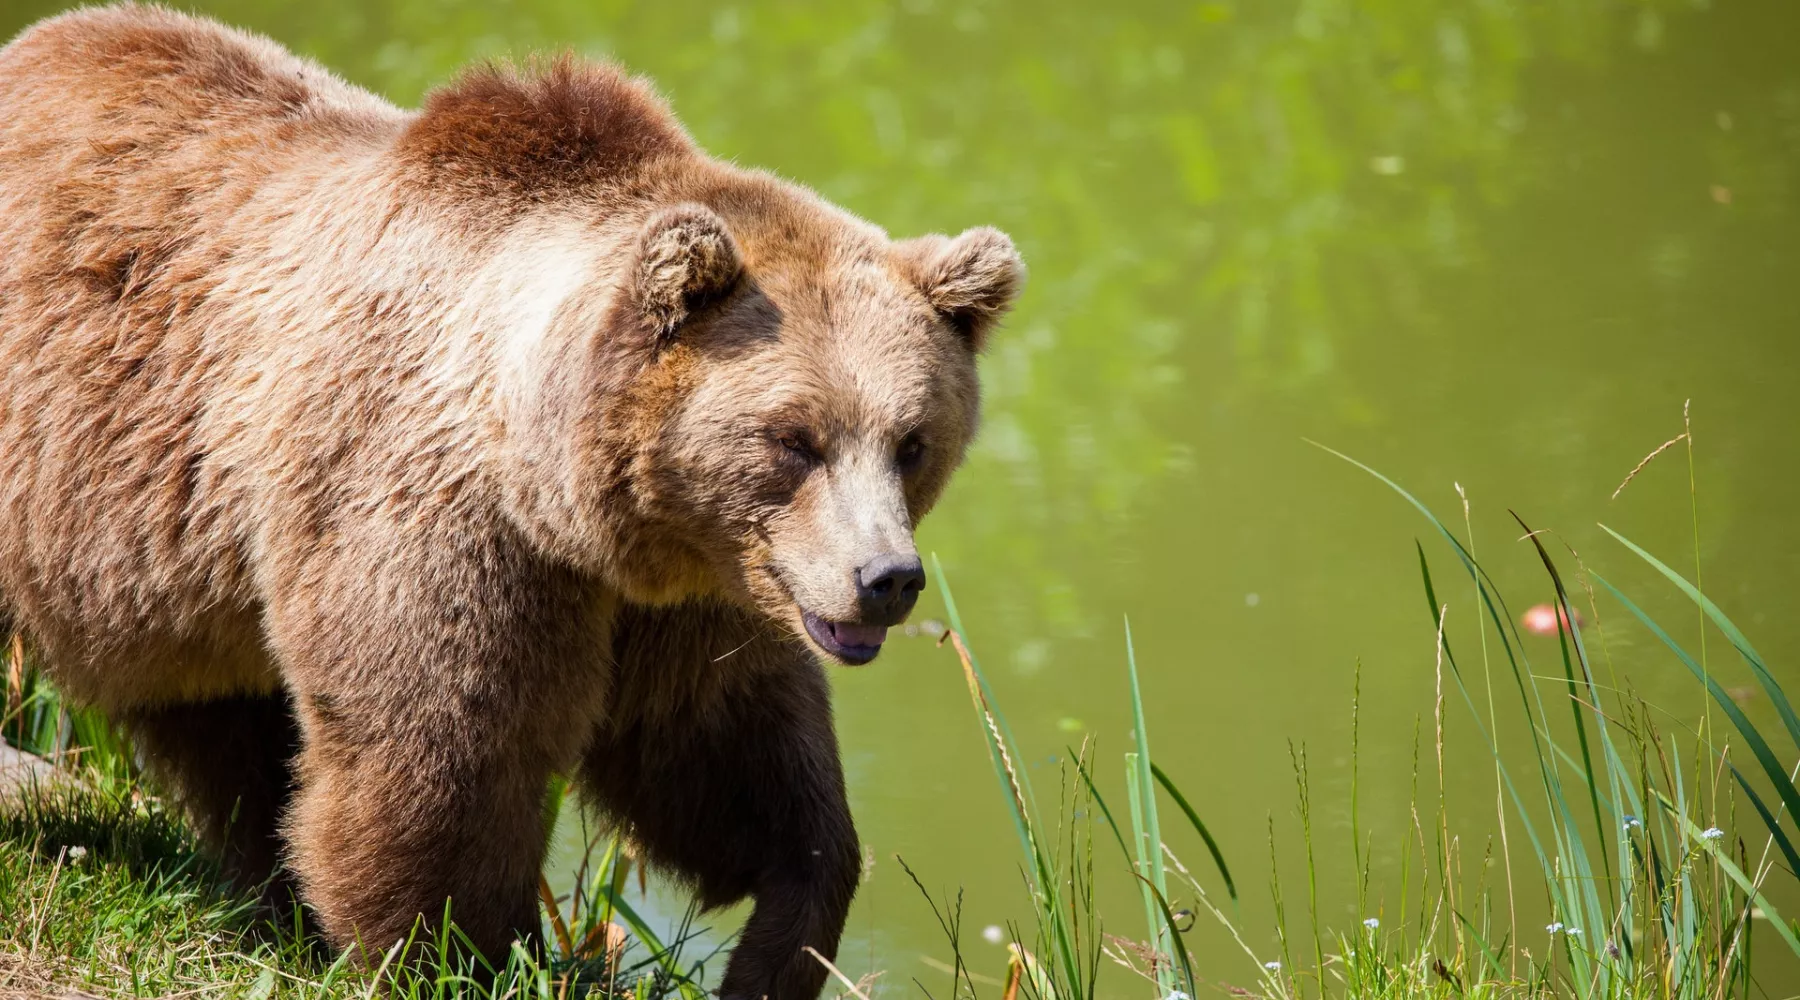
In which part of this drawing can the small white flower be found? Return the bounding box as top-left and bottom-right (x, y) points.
(981, 925), (1003, 944)
(1546, 922), (1564, 934)
(66, 846), (87, 861)
(1702, 827), (1725, 841)
(1566, 928), (1583, 936)
(1263, 961), (1282, 972)
(1363, 917), (1380, 929)
(1623, 816), (1643, 830)
(1165, 992), (1191, 1000)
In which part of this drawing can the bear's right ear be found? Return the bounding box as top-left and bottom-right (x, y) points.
(631, 203), (743, 343)
(895, 227), (1025, 353)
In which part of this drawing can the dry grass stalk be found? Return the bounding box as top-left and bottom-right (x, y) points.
(1001, 949), (1022, 1000)
(7, 633), (21, 749)
(803, 946), (876, 1000)
(939, 629), (1037, 860)
(1432, 603), (1462, 968)
(572, 920), (628, 966)
(917, 955), (1005, 987)
(28, 847), (67, 959)
(538, 874), (576, 958)
(1611, 433), (1688, 500)
(0, 951), (101, 1000)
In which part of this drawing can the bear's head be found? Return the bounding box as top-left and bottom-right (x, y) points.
(586, 193), (1022, 666)
(474, 184), (1014, 666)
(434, 64), (1022, 665)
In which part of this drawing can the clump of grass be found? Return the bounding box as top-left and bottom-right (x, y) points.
(0, 647), (712, 999)
(919, 567), (1230, 1000)
(918, 422), (1797, 1000)
(0, 770), (717, 999)
(1315, 435), (1797, 997)
(0, 780), (273, 998)
(920, 600), (1107, 1000)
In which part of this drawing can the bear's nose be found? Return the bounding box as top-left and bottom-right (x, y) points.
(855, 553), (925, 625)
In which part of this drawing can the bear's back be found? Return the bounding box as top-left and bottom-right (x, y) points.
(0, 5), (406, 707)
(0, 3), (404, 324)
(0, 3), (393, 138)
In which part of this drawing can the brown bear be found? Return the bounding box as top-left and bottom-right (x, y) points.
(0, 5), (1022, 997)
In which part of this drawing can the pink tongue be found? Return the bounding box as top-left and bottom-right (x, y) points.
(832, 622), (888, 648)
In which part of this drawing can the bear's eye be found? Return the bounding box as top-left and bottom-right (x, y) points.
(896, 434), (926, 470)
(773, 429), (822, 464)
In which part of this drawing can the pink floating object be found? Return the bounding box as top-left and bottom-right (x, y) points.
(1521, 603), (1582, 636)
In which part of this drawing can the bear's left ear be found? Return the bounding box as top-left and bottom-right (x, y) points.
(633, 203), (743, 343)
(896, 227), (1026, 352)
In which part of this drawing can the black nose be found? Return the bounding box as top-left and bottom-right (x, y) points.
(856, 553), (925, 625)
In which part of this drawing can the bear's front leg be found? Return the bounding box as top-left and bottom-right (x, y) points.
(285, 717), (548, 961)
(584, 601), (861, 1000)
(267, 521), (614, 965)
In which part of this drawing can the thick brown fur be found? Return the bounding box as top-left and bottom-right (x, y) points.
(0, 6), (1022, 997)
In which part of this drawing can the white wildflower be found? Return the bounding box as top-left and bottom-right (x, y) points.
(1702, 827), (1725, 841)
(66, 846), (87, 861)
(981, 925), (1003, 944)
(1567, 928), (1583, 936)
(1165, 992), (1191, 1000)
(1363, 917), (1380, 930)
(1263, 961), (1282, 972)
(1546, 922), (1564, 934)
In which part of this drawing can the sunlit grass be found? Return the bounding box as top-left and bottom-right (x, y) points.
(910, 437), (1798, 1000)
(0, 680), (714, 999)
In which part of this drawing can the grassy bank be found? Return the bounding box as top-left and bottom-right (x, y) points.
(0, 764), (736, 999)
(0, 686), (708, 998)
(3, 440), (1798, 999)
(0, 774), (714, 999)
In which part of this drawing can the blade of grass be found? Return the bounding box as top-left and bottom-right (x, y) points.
(1070, 749), (1134, 868)
(1123, 617), (1175, 995)
(934, 558), (1083, 999)
(1124, 619), (1167, 903)
(1593, 573), (1800, 831)
(1125, 752), (1172, 994)
(1727, 761), (1800, 879)
(1149, 762), (1236, 902)
(1513, 513), (1615, 890)
(1600, 525), (1800, 751)
(1134, 874), (1198, 1000)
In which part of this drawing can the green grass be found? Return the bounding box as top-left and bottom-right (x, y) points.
(5, 430), (1798, 999)
(906, 431), (1799, 1000)
(0, 685), (713, 999)
(0, 773), (718, 998)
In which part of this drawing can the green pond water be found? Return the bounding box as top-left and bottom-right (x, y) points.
(8, 0), (1800, 989)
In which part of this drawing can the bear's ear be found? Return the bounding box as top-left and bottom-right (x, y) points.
(896, 227), (1025, 352)
(633, 203), (743, 342)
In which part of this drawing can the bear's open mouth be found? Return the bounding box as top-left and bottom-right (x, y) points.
(801, 610), (888, 666)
